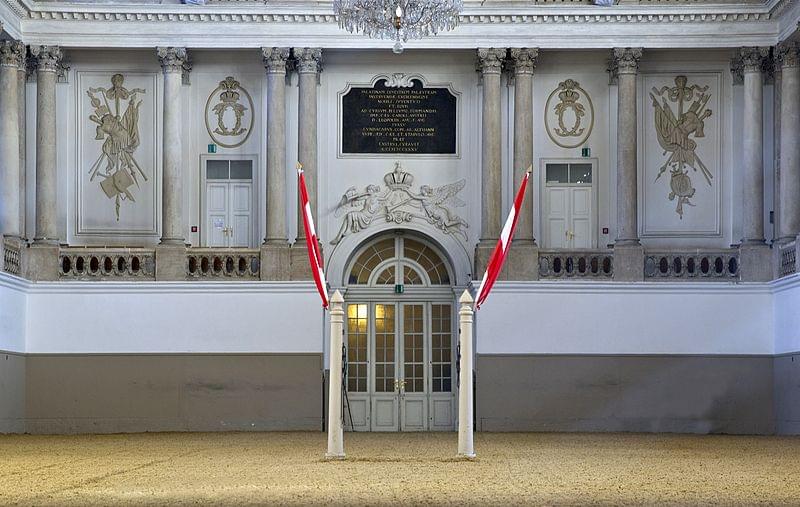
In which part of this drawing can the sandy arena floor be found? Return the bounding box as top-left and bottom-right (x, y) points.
(1, 432), (799, 506)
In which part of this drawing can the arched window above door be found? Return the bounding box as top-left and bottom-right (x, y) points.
(347, 235), (451, 287)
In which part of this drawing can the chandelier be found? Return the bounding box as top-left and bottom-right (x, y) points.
(332, 0), (463, 54)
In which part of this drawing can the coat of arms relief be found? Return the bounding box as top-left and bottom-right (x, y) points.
(650, 75), (713, 219)
(86, 74), (147, 221)
(544, 79), (595, 149)
(204, 76), (254, 148)
(332, 163), (468, 245)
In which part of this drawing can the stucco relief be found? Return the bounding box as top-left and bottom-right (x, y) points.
(544, 79), (594, 149)
(331, 163), (468, 245)
(204, 75), (254, 148)
(650, 75), (713, 219)
(86, 74), (147, 220)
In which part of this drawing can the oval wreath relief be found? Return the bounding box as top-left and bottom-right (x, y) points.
(544, 79), (594, 149)
(204, 76), (254, 149)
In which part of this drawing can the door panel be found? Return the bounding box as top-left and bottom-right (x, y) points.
(571, 187), (592, 249)
(371, 304), (399, 432)
(546, 187), (568, 248)
(206, 184), (228, 247)
(345, 303), (369, 431)
(430, 303), (454, 431)
(401, 304), (426, 432)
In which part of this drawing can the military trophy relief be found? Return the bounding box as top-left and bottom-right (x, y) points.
(86, 74), (147, 221)
(650, 76), (714, 220)
(205, 76), (255, 149)
(332, 163), (468, 245)
(544, 79), (595, 149)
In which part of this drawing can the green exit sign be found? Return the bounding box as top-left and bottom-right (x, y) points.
(394, 284), (404, 294)
(581, 147), (591, 157)
(207, 144), (217, 153)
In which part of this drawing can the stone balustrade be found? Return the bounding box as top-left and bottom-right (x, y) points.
(59, 247), (156, 279)
(778, 241), (797, 279)
(644, 250), (740, 280)
(186, 249), (260, 280)
(538, 250), (614, 279)
(2, 238), (22, 276)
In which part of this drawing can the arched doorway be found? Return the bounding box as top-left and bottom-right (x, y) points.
(343, 232), (456, 432)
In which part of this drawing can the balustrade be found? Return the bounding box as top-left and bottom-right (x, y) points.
(644, 251), (740, 280)
(2, 238), (21, 276)
(778, 241), (797, 279)
(59, 247), (155, 279)
(186, 249), (260, 280)
(538, 250), (614, 279)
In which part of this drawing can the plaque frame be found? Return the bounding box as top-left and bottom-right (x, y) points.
(336, 73), (461, 159)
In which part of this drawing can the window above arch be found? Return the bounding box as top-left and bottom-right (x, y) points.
(347, 235), (451, 287)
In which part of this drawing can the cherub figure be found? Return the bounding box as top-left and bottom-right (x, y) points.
(331, 184), (386, 245)
(414, 180), (468, 241)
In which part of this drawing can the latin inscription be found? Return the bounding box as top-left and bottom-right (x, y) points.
(341, 78), (457, 155)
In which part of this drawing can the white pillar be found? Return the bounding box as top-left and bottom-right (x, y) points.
(17, 49), (27, 239)
(262, 47), (290, 244)
(778, 42), (800, 242)
(157, 47), (188, 245)
(457, 290), (475, 459)
(31, 45), (61, 244)
(477, 48), (505, 242)
(295, 48), (321, 242)
(0, 40), (24, 239)
(510, 48), (538, 243)
(740, 47), (769, 245)
(612, 47), (642, 246)
(326, 290), (345, 460)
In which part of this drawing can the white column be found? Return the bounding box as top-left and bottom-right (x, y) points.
(17, 48), (27, 239)
(457, 290), (475, 459)
(326, 290), (345, 460)
(778, 42), (800, 242)
(157, 47), (188, 245)
(510, 48), (538, 243)
(0, 40), (24, 239)
(477, 48), (506, 242)
(612, 48), (642, 246)
(31, 45), (61, 244)
(295, 48), (321, 241)
(740, 47), (769, 245)
(262, 47), (290, 245)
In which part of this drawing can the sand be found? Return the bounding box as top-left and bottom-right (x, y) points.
(1, 431), (799, 506)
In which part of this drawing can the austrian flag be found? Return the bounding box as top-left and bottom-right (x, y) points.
(474, 168), (532, 310)
(298, 163), (329, 309)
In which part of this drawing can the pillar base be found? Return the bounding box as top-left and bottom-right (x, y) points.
(456, 453), (477, 461)
(25, 242), (59, 281)
(260, 242), (291, 281)
(289, 241), (320, 281)
(612, 243), (644, 282)
(473, 240), (495, 280)
(155, 244), (187, 281)
(502, 243), (539, 281)
(324, 453), (346, 461)
(739, 242), (772, 282)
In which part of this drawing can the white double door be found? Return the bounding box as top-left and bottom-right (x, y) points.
(345, 301), (455, 432)
(205, 181), (253, 247)
(544, 185), (593, 249)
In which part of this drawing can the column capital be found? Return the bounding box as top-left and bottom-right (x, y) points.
(509, 48), (538, 76)
(610, 47), (642, 77)
(738, 47), (770, 74)
(476, 48), (506, 75)
(777, 42), (800, 70)
(294, 48), (322, 74)
(0, 40), (25, 68)
(157, 47), (190, 73)
(262, 47), (290, 74)
(30, 45), (62, 73)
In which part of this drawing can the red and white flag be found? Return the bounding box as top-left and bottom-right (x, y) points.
(298, 163), (329, 309)
(474, 168), (532, 311)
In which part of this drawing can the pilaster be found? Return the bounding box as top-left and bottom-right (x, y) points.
(777, 42), (800, 243)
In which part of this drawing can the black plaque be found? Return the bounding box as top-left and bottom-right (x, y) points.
(341, 78), (457, 155)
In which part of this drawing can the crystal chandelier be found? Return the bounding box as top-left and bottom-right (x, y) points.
(333, 0), (463, 54)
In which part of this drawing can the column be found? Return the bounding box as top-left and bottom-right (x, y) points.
(325, 290), (345, 460)
(510, 48), (538, 244)
(0, 40), (24, 239)
(157, 47), (188, 246)
(260, 47), (292, 281)
(31, 45), (61, 245)
(777, 42), (800, 242)
(295, 48), (321, 242)
(613, 47), (642, 247)
(262, 47), (290, 245)
(477, 48), (505, 243)
(738, 47), (771, 281)
(17, 48), (27, 239)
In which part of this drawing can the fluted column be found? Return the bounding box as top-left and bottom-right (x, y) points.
(31, 45), (61, 244)
(17, 48), (27, 239)
(477, 48), (505, 242)
(157, 47), (188, 246)
(612, 48), (642, 247)
(510, 48), (538, 243)
(777, 42), (800, 242)
(295, 48), (321, 242)
(740, 47), (769, 245)
(0, 40), (24, 240)
(262, 47), (290, 245)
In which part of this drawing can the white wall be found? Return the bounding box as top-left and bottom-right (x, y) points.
(476, 281), (775, 355)
(0, 274), (26, 353)
(774, 274), (800, 355)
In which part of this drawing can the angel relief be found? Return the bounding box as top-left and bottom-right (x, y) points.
(650, 75), (713, 219)
(86, 74), (147, 220)
(332, 163), (468, 245)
